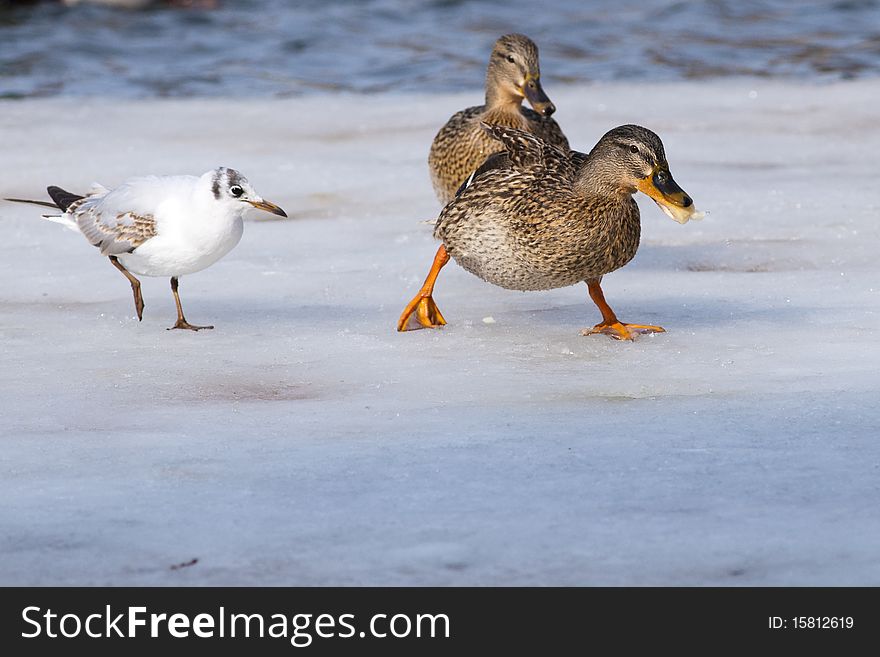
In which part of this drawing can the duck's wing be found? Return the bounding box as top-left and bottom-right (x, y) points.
(479, 122), (547, 168)
(520, 107), (570, 152)
(460, 123), (580, 188)
(569, 150), (589, 169)
(479, 122), (578, 180)
(453, 150), (512, 198)
(466, 146), (587, 187)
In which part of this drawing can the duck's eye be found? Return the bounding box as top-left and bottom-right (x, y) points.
(230, 185), (244, 198)
(506, 55), (515, 63)
(629, 145), (639, 155)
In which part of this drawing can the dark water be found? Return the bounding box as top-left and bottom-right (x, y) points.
(1, 0), (879, 98)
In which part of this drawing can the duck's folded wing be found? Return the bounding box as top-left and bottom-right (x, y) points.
(569, 150), (589, 168)
(480, 123), (546, 168)
(454, 151), (512, 198)
(480, 123), (577, 181)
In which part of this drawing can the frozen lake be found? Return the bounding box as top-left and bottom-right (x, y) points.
(1, 78), (879, 585)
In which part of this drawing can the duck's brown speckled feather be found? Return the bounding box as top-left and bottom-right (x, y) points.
(434, 125), (640, 291)
(429, 104), (569, 205)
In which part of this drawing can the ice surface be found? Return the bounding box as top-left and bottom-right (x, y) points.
(1, 80), (879, 585)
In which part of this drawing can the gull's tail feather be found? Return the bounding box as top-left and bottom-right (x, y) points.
(47, 186), (84, 212)
(6, 185), (85, 213)
(5, 188), (83, 232)
(42, 214), (80, 231)
(4, 197), (59, 209)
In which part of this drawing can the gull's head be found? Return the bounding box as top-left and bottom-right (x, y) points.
(205, 167), (287, 217)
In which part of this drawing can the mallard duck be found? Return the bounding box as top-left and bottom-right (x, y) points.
(398, 123), (701, 340)
(428, 33), (569, 205)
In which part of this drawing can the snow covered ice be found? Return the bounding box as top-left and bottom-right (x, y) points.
(1, 79), (878, 585)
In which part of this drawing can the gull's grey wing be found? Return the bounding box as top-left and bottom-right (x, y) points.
(70, 190), (158, 256)
(74, 205), (158, 255)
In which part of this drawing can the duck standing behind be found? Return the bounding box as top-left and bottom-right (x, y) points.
(428, 34), (569, 205)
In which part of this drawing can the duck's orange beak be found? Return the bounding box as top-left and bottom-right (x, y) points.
(636, 165), (700, 224)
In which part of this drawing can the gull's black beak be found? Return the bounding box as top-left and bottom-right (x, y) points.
(522, 75), (555, 117)
(248, 199), (288, 217)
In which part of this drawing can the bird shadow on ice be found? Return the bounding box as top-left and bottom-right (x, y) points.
(169, 379), (323, 403)
(0, 299), (111, 319)
(207, 301), (380, 329)
(508, 296), (811, 332)
(2, 293), (813, 338)
(635, 241), (818, 273)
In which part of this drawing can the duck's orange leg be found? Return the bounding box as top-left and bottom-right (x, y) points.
(397, 245), (450, 332)
(581, 278), (664, 341)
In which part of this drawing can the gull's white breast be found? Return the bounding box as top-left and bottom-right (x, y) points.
(110, 179), (244, 277)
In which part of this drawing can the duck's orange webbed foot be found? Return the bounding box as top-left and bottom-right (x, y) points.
(397, 294), (447, 331)
(397, 244), (450, 332)
(581, 321), (665, 341)
(583, 279), (665, 340)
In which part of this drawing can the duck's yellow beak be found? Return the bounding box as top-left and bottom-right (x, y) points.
(521, 74), (555, 117)
(636, 165), (699, 224)
(248, 198), (288, 217)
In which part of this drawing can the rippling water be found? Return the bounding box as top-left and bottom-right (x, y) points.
(1, 0), (879, 98)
